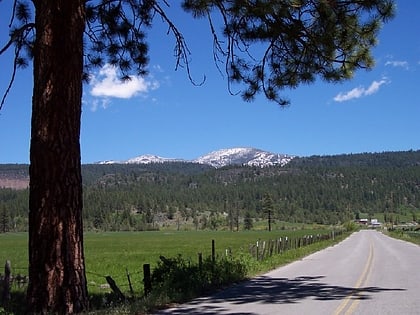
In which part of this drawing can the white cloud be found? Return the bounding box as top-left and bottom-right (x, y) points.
(385, 60), (409, 69)
(333, 86), (364, 102)
(153, 64), (164, 72)
(89, 64), (159, 99)
(365, 79), (387, 95)
(89, 98), (111, 112)
(333, 78), (389, 102)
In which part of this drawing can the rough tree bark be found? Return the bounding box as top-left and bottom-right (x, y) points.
(27, 0), (88, 313)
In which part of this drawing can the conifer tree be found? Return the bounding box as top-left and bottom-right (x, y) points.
(262, 193), (274, 231)
(244, 211), (253, 230)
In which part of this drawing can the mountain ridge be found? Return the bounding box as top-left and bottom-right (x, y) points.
(98, 147), (295, 168)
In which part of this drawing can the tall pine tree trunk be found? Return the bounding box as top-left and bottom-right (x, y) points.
(27, 1), (88, 313)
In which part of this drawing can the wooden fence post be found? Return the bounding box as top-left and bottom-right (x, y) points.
(278, 237), (282, 253)
(261, 241), (266, 260)
(211, 239), (215, 264)
(105, 275), (125, 301)
(143, 264), (152, 296)
(198, 253), (203, 271)
(126, 268), (134, 295)
(2, 260), (11, 303)
(256, 240), (259, 260)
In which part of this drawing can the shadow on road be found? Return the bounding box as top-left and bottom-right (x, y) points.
(157, 275), (405, 314)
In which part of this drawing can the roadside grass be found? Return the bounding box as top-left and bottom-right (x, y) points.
(0, 227), (348, 314)
(386, 229), (420, 246)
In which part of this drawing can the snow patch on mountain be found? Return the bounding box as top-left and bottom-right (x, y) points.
(194, 147), (294, 168)
(126, 154), (184, 164)
(98, 147), (295, 168)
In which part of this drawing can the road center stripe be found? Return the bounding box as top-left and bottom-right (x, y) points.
(333, 241), (374, 315)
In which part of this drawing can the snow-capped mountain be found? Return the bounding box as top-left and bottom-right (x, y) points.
(98, 147), (294, 168)
(193, 148), (294, 168)
(98, 154), (185, 165)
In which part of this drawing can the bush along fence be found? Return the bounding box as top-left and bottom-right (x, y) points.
(0, 229), (344, 309)
(248, 230), (343, 261)
(90, 239), (246, 303)
(140, 231), (344, 302)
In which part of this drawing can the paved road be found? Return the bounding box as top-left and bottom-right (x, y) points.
(155, 230), (420, 314)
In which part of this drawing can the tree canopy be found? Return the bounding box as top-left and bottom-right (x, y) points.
(2, 0), (394, 107)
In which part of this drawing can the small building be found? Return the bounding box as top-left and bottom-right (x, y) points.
(371, 219), (382, 228)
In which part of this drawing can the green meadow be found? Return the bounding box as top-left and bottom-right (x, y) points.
(0, 228), (334, 291)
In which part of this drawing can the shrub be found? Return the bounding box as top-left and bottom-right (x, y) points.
(343, 220), (358, 232)
(150, 254), (247, 302)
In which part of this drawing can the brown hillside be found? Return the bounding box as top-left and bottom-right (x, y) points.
(0, 178), (29, 190)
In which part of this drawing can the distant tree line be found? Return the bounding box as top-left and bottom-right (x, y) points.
(1, 150), (419, 232)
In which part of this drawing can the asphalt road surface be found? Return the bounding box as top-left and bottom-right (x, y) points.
(155, 230), (420, 314)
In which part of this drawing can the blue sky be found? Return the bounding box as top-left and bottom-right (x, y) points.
(0, 1), (419, 164)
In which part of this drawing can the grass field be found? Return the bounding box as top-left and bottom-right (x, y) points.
(0, 228), (336, 294)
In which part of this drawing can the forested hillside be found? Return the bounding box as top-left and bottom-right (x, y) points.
(1, 150), (419, 232)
